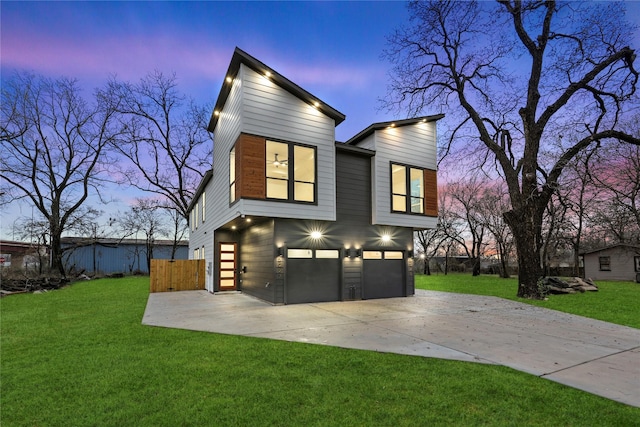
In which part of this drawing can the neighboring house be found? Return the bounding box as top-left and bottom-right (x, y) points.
(61, 238), (188, 275)
(188, 48), (442, 304)
(0, 240), (47, 271)
(581, 244), (640, 282)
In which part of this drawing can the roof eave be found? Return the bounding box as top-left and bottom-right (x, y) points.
(187, 169), (213, 213)
(346, 114), (445, 146)
(207, 47), (346, 132)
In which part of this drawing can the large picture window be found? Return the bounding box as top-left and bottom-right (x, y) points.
(266, 140), (316, 203)
(391, 163), (424, 214)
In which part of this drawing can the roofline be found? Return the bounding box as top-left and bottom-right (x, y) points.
(187, 169), (213, 213)
(60, 237), (189, 246)
(346, 114), (445, 146)
(207, 47), (346, 132)
(579, 243), (640, 255)
(335, 141), (375, 157)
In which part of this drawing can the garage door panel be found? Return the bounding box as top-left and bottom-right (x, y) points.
(363, 258), (404, 299)
(287, 258), (340, 304)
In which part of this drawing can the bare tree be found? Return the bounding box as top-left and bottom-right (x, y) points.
(384, 1), (639, 298)
(103, 71), (212, 221)
(119, 198), (170, 273)
(1, 72), (118, 276)
(588, 141), (640, 243)
(446, 179), (488, 276)
(476, 183), (514, 278)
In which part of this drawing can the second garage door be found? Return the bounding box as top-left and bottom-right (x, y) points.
(362, 250), (405, 299)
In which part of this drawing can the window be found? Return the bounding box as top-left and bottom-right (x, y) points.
(266, 140), (316, 203)
(201, 246), (205, 259)
(391, 163), (425, 214)
(385, 251), (404, 259)
(190, 210), (195, 232)
(202, 192), (206, 223)
(194, 248), (199, 259)
(635, 256), (640, 272)
(316, 250), (339, 259)
(362, 251), (383, 260)
(195, 201), (199, 229)
(599, 256), (611, 271)
(229, 147), (236, 203)
(287, 249), (313, 258)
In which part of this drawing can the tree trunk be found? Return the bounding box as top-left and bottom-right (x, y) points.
(472, 258), (481, 276)
(504, 209), (544, 299)
(49, 231), (65, 277)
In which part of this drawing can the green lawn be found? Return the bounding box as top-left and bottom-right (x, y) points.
(415, 273), (640, 329)
(1, 277), (638, 426)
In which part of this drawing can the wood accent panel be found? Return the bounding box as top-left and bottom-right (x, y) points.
(150, 259), (205, 292)
(424, 169), (438, 217)
(236, 133), (266, 199)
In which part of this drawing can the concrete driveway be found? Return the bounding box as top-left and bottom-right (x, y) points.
(142, 289), (640, 407)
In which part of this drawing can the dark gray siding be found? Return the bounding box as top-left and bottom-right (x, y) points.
(239, 220), (277, 302)
(336, 149), (371, 299)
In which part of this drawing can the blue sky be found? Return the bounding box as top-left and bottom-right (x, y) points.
(1, 1), (639, 240)
(2, 1), (412, 141)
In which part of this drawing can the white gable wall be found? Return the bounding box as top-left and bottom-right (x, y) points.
(238, 66), (337, 221)
(361, 122), (438, 229)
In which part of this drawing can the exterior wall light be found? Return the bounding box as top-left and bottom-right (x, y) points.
(348, 248), (357, 258)
(277, 247), (284, 257)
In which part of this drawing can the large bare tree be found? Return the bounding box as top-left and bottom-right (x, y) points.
(102, 71), (212, 221)
(384, 0), (639, 298)
(1, 72), (118, 276)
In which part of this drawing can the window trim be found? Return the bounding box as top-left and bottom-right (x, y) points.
(229, 146), (236, 204)
(390, 162), (426, 215)
(266, 139), (317, 204)
(599, 256), (611, 271)
(201, 192), (206, 223)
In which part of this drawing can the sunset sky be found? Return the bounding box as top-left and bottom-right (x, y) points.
(2, 1), (639, 240)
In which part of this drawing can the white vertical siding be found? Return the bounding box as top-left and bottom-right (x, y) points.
(357, 122), (438, 229)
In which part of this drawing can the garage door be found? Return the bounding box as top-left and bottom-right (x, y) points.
(362, 251), (405, 299)
(286, 249), (341, 304)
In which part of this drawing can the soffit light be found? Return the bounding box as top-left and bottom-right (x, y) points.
(226, 76), (233, 83)
(214, 110), (220, 116)
(381, 234), (391, 242)
(310, 231), (322, 239)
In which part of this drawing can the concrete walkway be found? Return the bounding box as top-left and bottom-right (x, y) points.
(142, 289), (640, 407)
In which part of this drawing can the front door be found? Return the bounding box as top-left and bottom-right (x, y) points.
(219, 242), (237, 291)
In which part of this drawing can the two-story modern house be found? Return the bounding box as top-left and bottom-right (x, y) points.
(188, 48), (442, 304)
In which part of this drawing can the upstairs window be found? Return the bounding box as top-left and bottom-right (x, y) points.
(229, 147), (236, 204)
(391, 163), (424, 214)
(201, 192), (206, 223)
(266, 140), (316, 203)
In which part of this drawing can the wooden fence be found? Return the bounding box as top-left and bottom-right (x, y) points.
(150, 259), (205, 292)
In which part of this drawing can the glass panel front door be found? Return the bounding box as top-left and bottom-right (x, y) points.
(219, 243), (237, 290)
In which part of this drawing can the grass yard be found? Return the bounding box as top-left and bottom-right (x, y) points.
(2, 277), (639, 426)
(415, 273), (640, 329)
